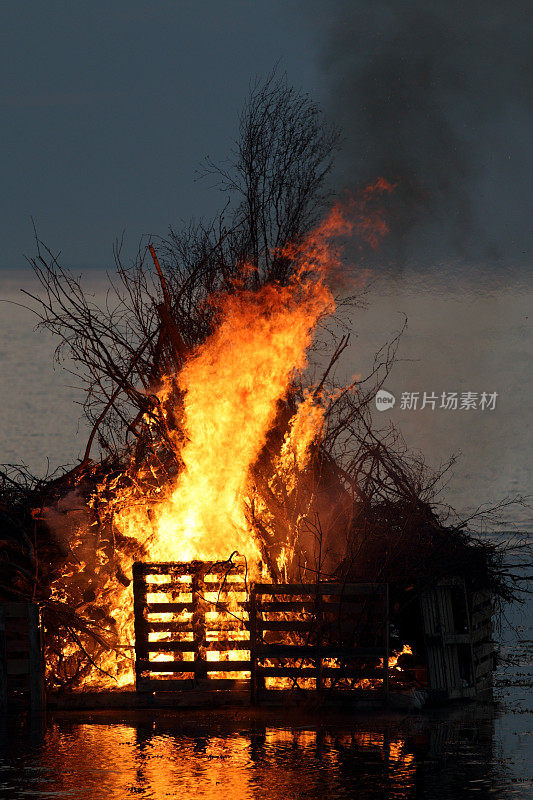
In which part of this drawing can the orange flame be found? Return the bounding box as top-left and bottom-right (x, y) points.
(113, 206), (345, 568)
(48, 189), (394, 689)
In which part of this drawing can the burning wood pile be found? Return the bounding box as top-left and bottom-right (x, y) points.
(0, 75), (527, 702)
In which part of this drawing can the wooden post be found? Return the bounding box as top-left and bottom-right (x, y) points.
(192, 572), (207, 685)
(0, 607), (6, 712)
(249, 585), (257, 705)
(383, 584), (389, 702)
(462, 579), (476, 690)
(132, 563), (148, 691)
(27, 604), (44, 713)
(316, 656), (323, 693)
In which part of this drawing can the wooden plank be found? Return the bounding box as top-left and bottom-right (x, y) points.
(254, 583), (387, 597)
(256, 601), (345, 613)
(257, 666), (384, 679)
(145, 640), (249, 653)
(138, 678), (249, 692)
(257, 667), (319, 678)
(256, 599), (384, 613)
(6, 658), (30, 675)
(256, 645), (386, 659)
(145, 603), (195, 613)
(441, 586), (461, 692)
(140, 659), (251, 674)
(134, 561), (246, 576)
(2, 603), (31, 618)
(144, 618), (245, 632)
(472, 596), (492, 693)
(198, 679), (250, 688)
(140, 660), (250, 673)
(144, 601), (248, 614)
(322, 666), (386, 679)
(257, 688), (387, 701)
(205, 661), (251, 672)
(258, 620), (313, 632)
(144, 582), (245, 593)
(145, 641), (197, 653)
(5, 640), (30, 655)
(144, 620), (194, 632)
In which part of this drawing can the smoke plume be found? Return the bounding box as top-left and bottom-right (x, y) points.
(309, 0), (533, 274)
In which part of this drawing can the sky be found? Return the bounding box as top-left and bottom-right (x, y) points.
(0, 1), (318, 270)
(1, 1), (532, 277)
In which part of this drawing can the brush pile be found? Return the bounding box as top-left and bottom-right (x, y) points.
(1, 74), (528, 691)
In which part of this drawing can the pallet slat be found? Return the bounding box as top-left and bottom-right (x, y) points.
(257, 666), (386, 679)
(256, 645), (386, 659)
(144, 619), (246, 632)
(254, 583), (387, 596)
(145, 640), (250, 653)
(135, 562), (246, 576)
(138, 659), (251, 673)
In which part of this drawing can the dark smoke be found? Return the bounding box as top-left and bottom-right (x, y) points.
(310, 0), (533, 274)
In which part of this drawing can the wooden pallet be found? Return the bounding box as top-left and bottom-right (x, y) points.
(132, 560), (251, 692)
(0, 602), (44, 711)
(250, 582), (389, 703)
(420, 577), (494, 700)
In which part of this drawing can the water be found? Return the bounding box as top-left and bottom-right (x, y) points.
(0, 701), (529, 800)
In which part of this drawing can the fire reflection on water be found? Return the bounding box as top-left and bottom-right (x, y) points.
(0, 711), (503, 800)
(16, 723), (417, 800)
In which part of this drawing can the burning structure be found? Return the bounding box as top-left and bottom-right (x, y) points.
(0, 75), (525, 708)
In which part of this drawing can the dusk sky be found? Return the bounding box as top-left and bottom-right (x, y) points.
(1, 2), (319, 270)
(2, 1), (532, 276)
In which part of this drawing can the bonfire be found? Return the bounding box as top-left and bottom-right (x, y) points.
(0, 74), (526, 696)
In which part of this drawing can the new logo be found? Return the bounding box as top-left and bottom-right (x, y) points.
(375, 389), (396, 411)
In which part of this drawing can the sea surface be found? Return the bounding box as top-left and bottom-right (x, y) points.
(0, 267), (531, 797)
